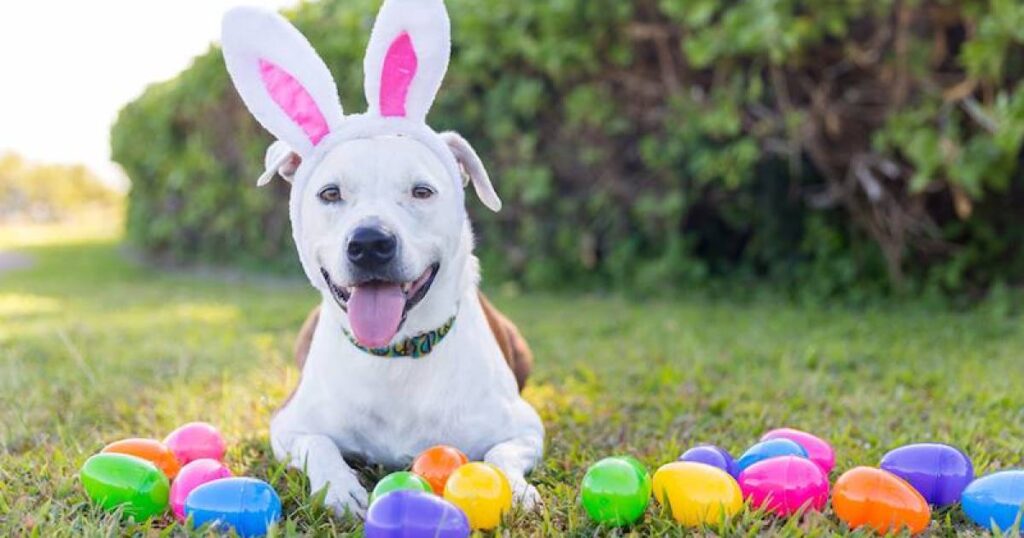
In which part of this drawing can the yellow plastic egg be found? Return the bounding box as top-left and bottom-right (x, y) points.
(442, 462), (512, 530)
(652, 461), (743, 527)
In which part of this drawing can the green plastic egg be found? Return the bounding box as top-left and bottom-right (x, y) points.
(80, 452), (170, 519)
(581, 456), (652, 526)
(619, 456), (652, 493)
(371, 471), (435, 504)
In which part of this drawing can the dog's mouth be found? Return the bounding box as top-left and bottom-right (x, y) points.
(320, 263), (440, 348)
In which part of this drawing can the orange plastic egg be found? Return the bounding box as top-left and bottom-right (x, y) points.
(102, 438), (181, 480)
(411, 445), (468, 494)
(832, 467), (931, 535)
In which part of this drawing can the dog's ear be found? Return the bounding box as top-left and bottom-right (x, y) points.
(441, 132), (501, 212)
(222, 7), (344, 158)
(257, 140), (301, 186)
(363, 0), (450, 122)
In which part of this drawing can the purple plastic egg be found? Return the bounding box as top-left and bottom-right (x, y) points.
(738, 456), (830, 517)
(879, 443), (973, 507)
(679, 445), (739, 478)
(365, 490), (470, 538)
(761, 428), (835, 474)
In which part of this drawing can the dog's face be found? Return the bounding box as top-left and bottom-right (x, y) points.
(298, 136), (466, 348)
(222, 3), (502, 349)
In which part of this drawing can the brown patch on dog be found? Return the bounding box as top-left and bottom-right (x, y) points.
(294, 306), (321, 370)
(291, 294), (533, 391)
(478, 292), (533, 391)
(274, 306), (321, 417)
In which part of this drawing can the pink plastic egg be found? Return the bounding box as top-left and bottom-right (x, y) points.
(738, 456), (829, 517)
(163, 422), (226, 465)
(761, 428), (835, 474)
(169, 458), (233, 521)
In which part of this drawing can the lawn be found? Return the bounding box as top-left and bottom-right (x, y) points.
(1, 223), (1021, 536)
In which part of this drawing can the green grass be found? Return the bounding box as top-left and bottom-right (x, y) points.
(1, 224), (1021, 536)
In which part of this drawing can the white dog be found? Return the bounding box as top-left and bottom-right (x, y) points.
(221, 0), (544, 518)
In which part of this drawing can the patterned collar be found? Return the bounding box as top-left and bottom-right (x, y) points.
(342, 316), (456, 359)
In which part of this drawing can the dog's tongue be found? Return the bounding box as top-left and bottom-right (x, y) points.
(348, 282), (406, 348)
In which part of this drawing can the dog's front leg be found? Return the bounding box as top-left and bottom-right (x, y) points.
(273, 432), (368, 518)
(485, 436), (543, 509)
(483, 408), (544, 510)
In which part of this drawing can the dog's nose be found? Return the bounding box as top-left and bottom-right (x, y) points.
(347, 226), (397, 270)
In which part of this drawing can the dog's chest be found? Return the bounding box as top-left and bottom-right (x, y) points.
(308, 350), (517, 467)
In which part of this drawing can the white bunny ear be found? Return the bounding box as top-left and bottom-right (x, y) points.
(363, 0), (451, 122)
(222, 7), (344, 157)
(441, 132), (501, 212)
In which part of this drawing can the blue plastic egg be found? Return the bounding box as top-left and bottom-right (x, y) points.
(184, 477), (282, 537)
(678, 445), (739, 478)
(365, 490), (470, 538)
(736, 439), (808, 472)
(961, 470), (1024, 532)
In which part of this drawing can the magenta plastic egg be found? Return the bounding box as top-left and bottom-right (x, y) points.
(170, 459), (233, 521)
(163, 422), (226, 465)
(738, 456), (829, 517)
(761, 428), (835, 474)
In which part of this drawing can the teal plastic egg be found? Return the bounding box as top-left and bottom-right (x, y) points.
(737, 439), (808, 472)
(961, 470), (1024, 532)
(185, 477), (282, 536)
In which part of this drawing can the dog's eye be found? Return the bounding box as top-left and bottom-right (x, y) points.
(318, 185), (343, 204)
(411, 184), (436, 200)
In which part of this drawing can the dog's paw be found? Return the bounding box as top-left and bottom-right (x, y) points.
(311, 473), (368, 520)
(507, 475), (542, 511)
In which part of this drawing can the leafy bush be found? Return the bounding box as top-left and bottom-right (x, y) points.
(0, 153), (121, 223)
(112, 0), (1024, 296)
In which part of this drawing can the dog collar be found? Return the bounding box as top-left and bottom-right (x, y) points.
(342, 315), (456, 359)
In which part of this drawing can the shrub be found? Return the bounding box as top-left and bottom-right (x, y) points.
(0, 153), (121, 223)
(112, 0), (1024, 296)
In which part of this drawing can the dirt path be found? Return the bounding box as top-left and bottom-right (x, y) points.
(0, 251), (34, 274)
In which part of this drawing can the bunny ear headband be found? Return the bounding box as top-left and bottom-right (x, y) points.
(222, 0), (499, 283)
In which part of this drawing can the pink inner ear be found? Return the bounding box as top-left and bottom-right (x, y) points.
(259, 58), (330, 145)
(379, 32), (418, 117)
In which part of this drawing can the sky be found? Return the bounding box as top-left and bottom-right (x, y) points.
(0, 0), (297, 189)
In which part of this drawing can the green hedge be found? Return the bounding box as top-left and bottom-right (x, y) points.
(112, 0), (1024, 297)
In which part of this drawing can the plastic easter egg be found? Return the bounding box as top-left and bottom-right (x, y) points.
(412, 445), (468, 495)
(185, 477), (282, 537)
(365, 490), (471, 538)
(738, 456), (829, 517)
(761, 428), (835, 474)
(169, 458), (233, 521)
(80, 453), (170, 520)
(652, 461), (743, 527)
(164, 422), (227, 465)
(442, 462), (512, 530)
(617, 455), (653, 492)
(736, 439), (808, 472)
(371, 471), (435, 505)
(102, 438), (181, 480)
(580, 456), (652, 526)
(832, 466), (930, 535)
(679, 445), (739, 477)
(879, 443), (973, 507)
(961, 470), (1024, 532)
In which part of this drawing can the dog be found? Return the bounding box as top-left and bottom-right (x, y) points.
(221, 0), (544, 518)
